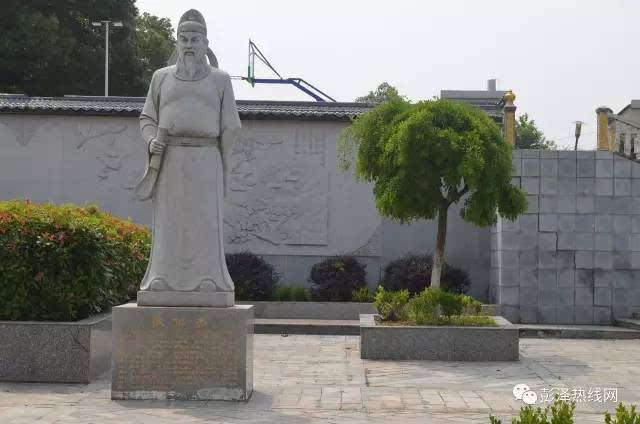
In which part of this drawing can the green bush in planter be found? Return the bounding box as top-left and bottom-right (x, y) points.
(0, 200), (150, 321)
(273, 285), (311, 301)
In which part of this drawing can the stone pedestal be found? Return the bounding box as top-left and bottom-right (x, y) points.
(111, 303), (253, 401)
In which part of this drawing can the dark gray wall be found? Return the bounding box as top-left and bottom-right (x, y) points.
(493, 149), (640, 324)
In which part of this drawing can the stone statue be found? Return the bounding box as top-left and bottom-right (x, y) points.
(135, 9), (241, 307)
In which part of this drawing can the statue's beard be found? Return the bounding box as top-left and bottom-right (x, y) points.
(177, 51), (207, 80)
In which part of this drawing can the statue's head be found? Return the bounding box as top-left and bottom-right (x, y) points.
(175, 9), (209, 79)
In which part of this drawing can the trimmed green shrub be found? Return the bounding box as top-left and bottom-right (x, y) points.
(273, 285), (311, 301)
(227, 251), (279, 301)
(0, 200), (150, 321)
(490, 398), (575, 424)
(352, 286), (375, 302)
(309, 255), (367, 301)
(605, 402), (640, 424)
(406, 288), (492, 326)
(374, 286), (409, 321)
(383, 253), (471, 295)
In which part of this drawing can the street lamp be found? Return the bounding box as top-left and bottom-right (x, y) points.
(92, 20), (123, 96)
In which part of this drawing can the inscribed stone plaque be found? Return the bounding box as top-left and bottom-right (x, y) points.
(111, 304), (253, 401)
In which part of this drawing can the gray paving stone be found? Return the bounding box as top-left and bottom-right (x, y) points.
(557, 269), (575, 287)
(519, 268), (538, 287)
(594, 288), (612, 306)
(538, 306), (558, 323)
(577, 159), (595, 177)
(575, 233), (594, 250)
(595, 214), (614, 232)
(522, 158), (540, 176)
(539, 232), (557, 251)
(539, 195), (557, 213)
(538, 251), (557, 269)
(594, 306), (612, 324)
(557, 232), (575, 250)
(596, 159), (614, 177)
(557, 251), (575, 268)
(575, 214), (595, 232)
(557, 196), (576, 213)
(574, 306), (594, 324)
(539, 214), (557, 231)
(614, 197), (632, 214)
(615, 178), (632, 196)
(613, 251), (631, 269)
(556, 306), (575, 324)
(541, 177), (558, 195)
(558, 159), (577, 177)
(576, 196), (595, 214)
(526, 195), (539, 213)
(595, 251), (613, 269)
(522, 177), (540, 194)
(540, 159), (558, 176)
(558, 178), (577, 195)
(558, 215), (575, 232)
(614, 234), (631, 251)
(615, 159), (632, 178)
(595, 233), (613, 251)
(575, 287), (594, 306)
(576, 269), (594, 287)
(595, 179), (613, 195)
(519, 250), (538, 267)
(538, 269), (557, 289)
(577, 178), (595, 195)
(519, 234), (538, 250)
(519, 214), (539, 232)
(596, 196), (615, 213)
(575, 251), (594, 269)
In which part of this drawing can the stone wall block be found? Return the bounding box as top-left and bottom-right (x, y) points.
(522, 158), (540, 177)
(596, 159), (613, 177)
(558, 159), (577, 177)
(577, 159), (595, 177)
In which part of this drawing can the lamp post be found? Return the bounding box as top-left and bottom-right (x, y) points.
(92, 20), (123, 96)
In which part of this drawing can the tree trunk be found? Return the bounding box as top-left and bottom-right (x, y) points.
(430, 204), (449, 289)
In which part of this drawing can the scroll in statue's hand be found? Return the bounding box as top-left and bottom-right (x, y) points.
(149, 137), (166, 155)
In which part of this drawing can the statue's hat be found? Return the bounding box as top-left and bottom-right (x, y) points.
(178, 9), (207, 36)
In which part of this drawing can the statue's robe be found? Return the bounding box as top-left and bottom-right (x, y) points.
(138, 65), (241, 293)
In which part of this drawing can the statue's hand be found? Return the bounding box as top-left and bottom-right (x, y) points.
(149, 138), (166, 155)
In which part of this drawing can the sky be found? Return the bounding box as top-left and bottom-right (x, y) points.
(137, 0), (640, 150)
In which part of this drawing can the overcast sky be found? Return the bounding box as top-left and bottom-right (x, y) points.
(137, 0), (640, 150)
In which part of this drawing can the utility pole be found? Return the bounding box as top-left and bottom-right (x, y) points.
(574, 121), (584, 150)
(92, 20), (123, 96)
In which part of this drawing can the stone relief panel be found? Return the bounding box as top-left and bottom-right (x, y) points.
(224, 128), (329, 247)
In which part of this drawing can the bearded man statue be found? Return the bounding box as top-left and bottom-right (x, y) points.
(135, 9), (241, 307)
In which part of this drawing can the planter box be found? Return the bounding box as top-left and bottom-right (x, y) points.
(0, 312), (112, 383)
(360, 314), (519, 361)
(236, 301), (376, 320)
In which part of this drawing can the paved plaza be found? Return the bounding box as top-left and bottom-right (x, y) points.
(2, 335), (640, 423)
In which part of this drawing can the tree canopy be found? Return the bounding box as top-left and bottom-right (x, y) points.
(355, 82), (405, 104)
(339, 97), (526, 287)
(516, 113), (556, 150)
(0, 0), (175, 97)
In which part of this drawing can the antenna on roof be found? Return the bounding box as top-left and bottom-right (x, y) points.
(230, 40), (336, 102)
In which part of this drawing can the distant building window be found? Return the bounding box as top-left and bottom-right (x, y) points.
(631, 134), (637, 158)
(619, 133), (626, 154)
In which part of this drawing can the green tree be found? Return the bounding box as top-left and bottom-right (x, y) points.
(355, 82), (404, 103)
(339, 98), (526, 288)
(134, 12), (176, 90)
(516, 113), (557, 150)
(0, 0), (174, 97)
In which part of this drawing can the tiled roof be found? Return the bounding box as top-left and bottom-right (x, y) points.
(440, 90), (506, 119)
(0, 95), (372, 121)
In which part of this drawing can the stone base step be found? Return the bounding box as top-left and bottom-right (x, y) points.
(518, 324), (640, 339)
(254, 318), (360, 335)
(615, 318), (640, 331)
